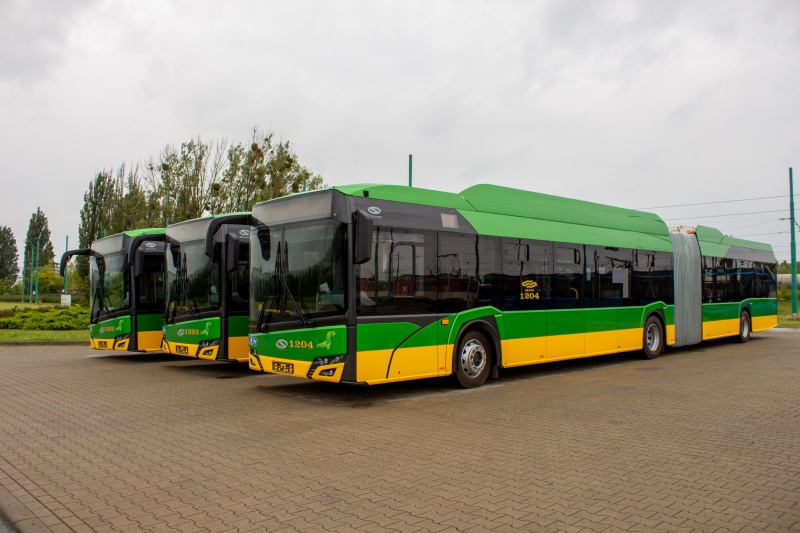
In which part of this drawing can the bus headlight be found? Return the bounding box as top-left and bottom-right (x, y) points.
(307, 355), (346, 378)
(114, 334), (130, 350)
(197, 339), (220, 356)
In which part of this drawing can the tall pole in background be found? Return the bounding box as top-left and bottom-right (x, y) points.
(790, 168), (797, 320)
(28, 247), (34, 303)
(21, 248), (26, 303)
(408, 154), (413, 187)
(35, 238), (40, 304)
(64, 236), (69, 295)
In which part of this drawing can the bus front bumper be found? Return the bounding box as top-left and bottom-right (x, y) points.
(249, 353), (345, 383)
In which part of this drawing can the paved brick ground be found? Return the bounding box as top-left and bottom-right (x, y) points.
(0, 332), (799, 532)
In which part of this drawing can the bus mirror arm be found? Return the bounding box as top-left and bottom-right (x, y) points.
(134, 249), (145, 278)
(353, 209), (373, 265)
(59, 248), (99, 276)
(226, 235), (240, 272)
(257, 228), (270, 261)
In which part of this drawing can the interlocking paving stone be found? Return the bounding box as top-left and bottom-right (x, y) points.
(0, 332), (799, 531)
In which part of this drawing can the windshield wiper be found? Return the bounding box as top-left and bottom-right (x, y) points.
(256, 274), (277, 331)
(255, 241), (312, 330)
(178, 253), (199, 319)
(95, 263), (112, 317)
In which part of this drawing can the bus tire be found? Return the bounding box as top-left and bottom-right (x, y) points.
(737, 310), (751, 343)
(642, 315), (664, 360)
(454, 330), (492, 388)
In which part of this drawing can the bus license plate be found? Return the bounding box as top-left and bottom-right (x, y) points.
(98, 341), (107, 349)
(272, 362), (294, 374)
(176, 345), (189, 355)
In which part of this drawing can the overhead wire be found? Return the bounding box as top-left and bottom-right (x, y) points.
(638, 195), (789, 210)
(662, 209), (786, 220)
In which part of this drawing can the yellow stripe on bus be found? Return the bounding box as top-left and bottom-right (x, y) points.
(752, 315), (777, 332)
(702, 319), (739, 340)
(137, 331), (163, 352)
(227, 336), (250, 362)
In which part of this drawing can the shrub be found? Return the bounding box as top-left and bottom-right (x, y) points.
(778, 287), (792, 302)
(0, 305), (90, 330)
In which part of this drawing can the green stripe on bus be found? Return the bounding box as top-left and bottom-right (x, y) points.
(229, 315), (250, 337)
(137, 313), (164, 332)
(702, 299), (778, 322)
(90, 316), (131, 339)
(357, 322), (420, 352)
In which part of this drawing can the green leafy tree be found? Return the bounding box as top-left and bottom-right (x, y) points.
(24, 208), (55, 281)
(77, 171), (117, 278)
(144, 137), (227, 225)
(110, 163), (153, 232)
(0, 225), (19, 288)
(777, 260), (799, 274)
(213, 128), (323, 213)
(35, 265), (64, 295)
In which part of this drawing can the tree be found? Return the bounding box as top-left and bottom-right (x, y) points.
(24, 208), (55, 281)
(35, 264), (64, 295)
(77, 171), (116, 279)
(143, 137), (228, 225)
(110, 163), (153, 232)
(0, 225), (19, 288)
(212, 128), (324, 213)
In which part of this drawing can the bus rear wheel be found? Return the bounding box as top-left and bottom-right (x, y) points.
(454, 331), (492, 388)
(642, 316), (664, 360)
(737, 310), (751, 343)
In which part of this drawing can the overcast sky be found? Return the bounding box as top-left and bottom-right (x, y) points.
(2, 0), (799, 267)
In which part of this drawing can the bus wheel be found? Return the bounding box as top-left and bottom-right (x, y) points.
(642, 316), (663, 359)
(737, 310), (751, 343)
(455, 331), (492, 388)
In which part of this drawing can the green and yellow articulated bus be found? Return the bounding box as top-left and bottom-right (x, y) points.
(162, 213), (251, 362)
(245, 185), (777, 388)
(60, 229), (167, 352)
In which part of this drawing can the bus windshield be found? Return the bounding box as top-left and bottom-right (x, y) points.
(89, 252), (129, 321)
(250, 220), (346, 330)
(165, 239), (221, 321)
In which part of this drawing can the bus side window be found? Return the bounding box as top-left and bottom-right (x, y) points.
(438, 232), (478, 313)
(552, 245), (582, 309)
(355, 227), (436, 315)
(501, 239), (550, 311)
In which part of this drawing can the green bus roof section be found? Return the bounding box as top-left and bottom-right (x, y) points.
(335, 183), (672, 250)
(694, 224), (775, 259)
(334, 184), (475, 210)
(122, 228), (166, 238)
(459, 184), (669, 237)
(321, 185), (775, 254)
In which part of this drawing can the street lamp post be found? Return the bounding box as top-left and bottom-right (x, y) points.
(35, 237), (40, 304)
(28, 246), (34, 304)
(21, 248), (26, 303)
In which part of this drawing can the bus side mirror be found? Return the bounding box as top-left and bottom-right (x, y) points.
(59, 253), (71, 277)
(134, 249), (145, 278)
(226, 235), (240, 272)
(257, 228), (270, 261)
(353, 209), (373, 265)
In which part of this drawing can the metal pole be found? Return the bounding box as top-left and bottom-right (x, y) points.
(408, 154), (413, 187)
(28, 246), (34, 303)
(35, 238), (40, 304)
(790, 168), (797, 320)
(21, 248), (26, 303)
(64, 236), (68, 295)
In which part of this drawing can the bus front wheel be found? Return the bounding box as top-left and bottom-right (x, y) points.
(454, 331), (492, 388)
(737, 310), (751, 343)
(642, 316), (664, 360)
